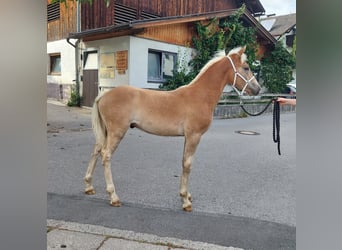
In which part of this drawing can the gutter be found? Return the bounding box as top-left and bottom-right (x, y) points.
(69, 23), (132, 39)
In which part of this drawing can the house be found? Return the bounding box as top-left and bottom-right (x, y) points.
(47, 0), (78, 101)
(260, 13), (296, 53)
(47, 0), (276, 106)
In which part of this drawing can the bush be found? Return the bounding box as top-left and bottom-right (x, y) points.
(260, 42), (296, 93)
(67, 85), (81, 107)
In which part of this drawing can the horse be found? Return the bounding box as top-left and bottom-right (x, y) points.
(84, 46), (261, 212)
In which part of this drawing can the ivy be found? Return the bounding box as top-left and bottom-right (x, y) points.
(260, 42), (296, 93)
(160, 4), (260, 90)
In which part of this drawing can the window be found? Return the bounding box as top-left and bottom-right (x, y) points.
(286, 34), (295, 48)
(83, 51), (98, 70)
(148, 50), (176, 82)
(49, 54), (61, 75)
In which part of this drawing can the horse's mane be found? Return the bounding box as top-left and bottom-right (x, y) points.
(188, 50), (226, 85)
(188, 47), (246, 85)
(228, 46), (247, 63)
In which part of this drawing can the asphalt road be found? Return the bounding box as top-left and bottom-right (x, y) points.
(47, 101), (296, 249)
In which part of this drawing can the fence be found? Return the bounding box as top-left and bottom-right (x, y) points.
(214, 93), (296, 119)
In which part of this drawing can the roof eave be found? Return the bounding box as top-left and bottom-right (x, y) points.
(69, 9), (276, 45)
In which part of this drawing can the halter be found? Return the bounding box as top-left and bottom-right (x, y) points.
(227, 55), (256, 98)
(227, 55), (281, 155)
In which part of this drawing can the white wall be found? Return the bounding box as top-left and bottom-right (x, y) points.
(129, 36), (193, 89)
(84, 36), (130, 89)
(47, 39), (76, 85)
(83, 36), (194, 90)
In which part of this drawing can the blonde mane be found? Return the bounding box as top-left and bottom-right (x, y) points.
(228, 46), (247, 63)
(188, 47), (246, 85)
(188, 50), (226, 84)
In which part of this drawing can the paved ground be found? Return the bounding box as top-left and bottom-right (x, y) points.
(47, 99), (296, 249)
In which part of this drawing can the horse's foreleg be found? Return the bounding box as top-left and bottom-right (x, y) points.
(102, 131), (126, 207)
(180, 134), (201, 212)
(84, 143), (102, 195)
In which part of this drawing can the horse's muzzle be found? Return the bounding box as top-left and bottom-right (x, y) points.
(247, 84), (261, 96)
(253, 85), (261, 95)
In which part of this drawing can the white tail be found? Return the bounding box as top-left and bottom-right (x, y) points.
(91, 94), (106, 147)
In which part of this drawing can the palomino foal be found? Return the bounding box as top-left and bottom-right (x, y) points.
(84, 46), (260, 211)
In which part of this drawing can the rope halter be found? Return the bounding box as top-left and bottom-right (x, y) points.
(227, 55), (256, 98)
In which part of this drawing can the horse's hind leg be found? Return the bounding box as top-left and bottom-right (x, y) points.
(102, 130), (127, 207)
(180, 133), (201, 212)
(84, 143), (102, 195)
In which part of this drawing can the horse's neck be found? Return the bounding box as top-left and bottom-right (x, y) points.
(189, 58), (231, 109)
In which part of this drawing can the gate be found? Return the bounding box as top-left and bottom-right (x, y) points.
(82, 69), (98, 107)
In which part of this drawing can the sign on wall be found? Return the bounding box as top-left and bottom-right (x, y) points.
(100, 52), (115, 79)
(116, 50), (128, 75)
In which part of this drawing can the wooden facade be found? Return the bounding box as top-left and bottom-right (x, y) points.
(136, 23), (194, 46)
(47, 0), (269, 44)
(81, 0), (237, 31)
(47, 0), (77, 41)
(116, 0), (236, 17)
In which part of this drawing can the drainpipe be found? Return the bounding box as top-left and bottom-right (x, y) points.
(66, 1), (81, 106)
(76, 0), (80, 33)
(67, 38), (81, 106)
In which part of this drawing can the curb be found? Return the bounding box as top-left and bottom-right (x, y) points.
(47, 219), (243, 250)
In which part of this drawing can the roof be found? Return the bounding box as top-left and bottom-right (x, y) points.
(260, 13), (296, 37)
(239, 0), (265, 16)
(69, 9), (276, 45)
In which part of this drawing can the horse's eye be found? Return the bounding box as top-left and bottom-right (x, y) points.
(243, 67), (249, 71)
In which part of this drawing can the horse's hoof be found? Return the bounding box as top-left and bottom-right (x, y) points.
(85, 189), (95, 195)
(183, 205), (192, 212)
(110, 200), (122, 207)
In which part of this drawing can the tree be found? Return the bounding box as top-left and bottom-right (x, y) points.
(260, 42), (296, 93)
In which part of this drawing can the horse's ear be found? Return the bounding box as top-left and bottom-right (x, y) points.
(239, 46), (247, 55)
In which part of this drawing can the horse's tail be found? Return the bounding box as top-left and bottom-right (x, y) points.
(92, 93), (107, 147)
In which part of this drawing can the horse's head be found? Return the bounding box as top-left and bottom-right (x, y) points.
(227, 46), (261, 96)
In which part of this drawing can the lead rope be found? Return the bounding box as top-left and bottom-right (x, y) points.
(240, 98), (281, 155)
(272, 99), (281, 155)
(226, 55), (281, 155)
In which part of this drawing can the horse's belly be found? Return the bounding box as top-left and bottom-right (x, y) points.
(132, 119), (184, 136)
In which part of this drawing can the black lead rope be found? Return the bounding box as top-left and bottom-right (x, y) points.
(239, 98), (274, 117)
(240, 97), (281, 155)
(272, 99), (281, 155)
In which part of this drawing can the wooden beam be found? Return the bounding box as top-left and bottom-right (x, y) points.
(82, 28), (145, 42)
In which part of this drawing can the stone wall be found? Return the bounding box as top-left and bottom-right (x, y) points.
(47, 83), (72, 102)
(214, 103), (296, 119)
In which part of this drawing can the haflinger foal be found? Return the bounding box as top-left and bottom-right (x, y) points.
(84, 46), (261, 211)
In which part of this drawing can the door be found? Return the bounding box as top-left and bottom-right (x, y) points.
(82, 51), (98, 107)
(82, 69), (98, 107)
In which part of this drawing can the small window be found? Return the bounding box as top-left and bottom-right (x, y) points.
(84, 51), (98, 70)
(49, 54), (61, 75)
(148, 50), (176, 82)
(286, 34), (295, 48)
